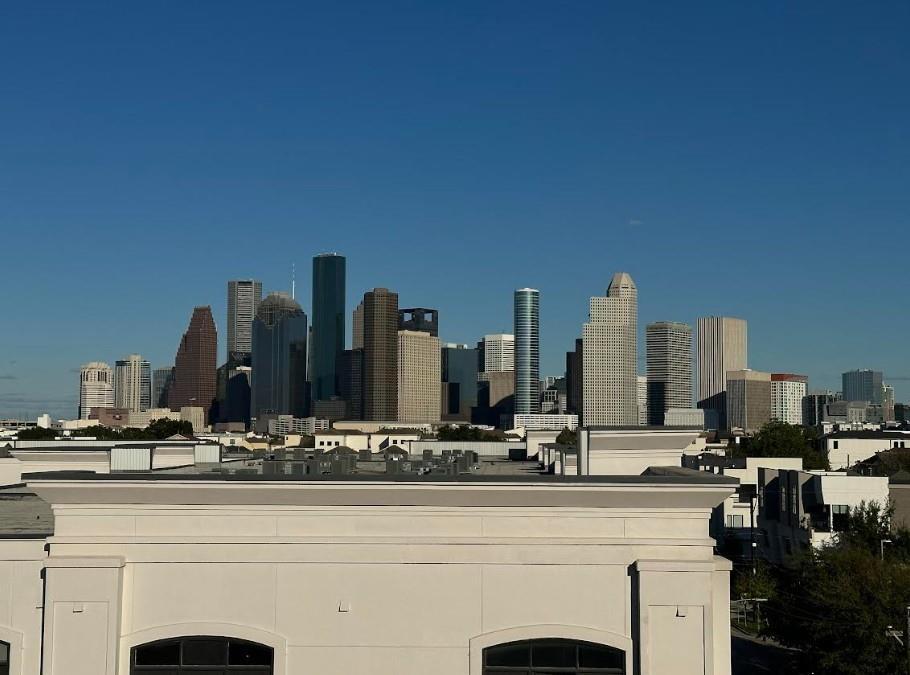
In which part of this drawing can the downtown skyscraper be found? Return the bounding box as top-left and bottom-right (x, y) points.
(250, 292), (308, 419)
(362, 288), (398, 421)
(113, 354), (151, 413)
(513, 289), (540, 415)
(168, 306), (218, 419)
(310, 253), (346, 403)
(79, 361), (114, 419)
(696, 316), (747, 429)
(226, 279), (262, 359)
(646, 322), (693, 425)
(842, 369), (883, 404)
(583, 273), (638, 426)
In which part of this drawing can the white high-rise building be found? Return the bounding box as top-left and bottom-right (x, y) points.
(397, 330), (441, 423)
(771, 374), (808, 426)
(482, 334), (515, 372)
(114, 354), (151, 413)
(513, 289), (540, 415)
(582, 273), (638, 426)
(646, 321), (693, 426)
(637, 375), (648, 426)
(227, 279), (262, 357)
(696, 317), (747, 429)
(78, 362), (114, 419)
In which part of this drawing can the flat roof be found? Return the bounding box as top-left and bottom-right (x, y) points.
(0, 486), (55, 537)
(23, 460), (736, 485)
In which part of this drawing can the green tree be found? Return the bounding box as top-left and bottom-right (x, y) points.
(15, 426), (58, 440)
(740, 421), (829, 470)
(555, 427), (577, 446)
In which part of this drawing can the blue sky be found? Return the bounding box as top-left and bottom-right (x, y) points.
(1, 1), (908, 418)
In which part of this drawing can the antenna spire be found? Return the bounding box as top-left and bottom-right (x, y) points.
(291, 263), (296, 300)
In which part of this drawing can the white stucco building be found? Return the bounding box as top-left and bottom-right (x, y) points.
(0, 449), (736, 675)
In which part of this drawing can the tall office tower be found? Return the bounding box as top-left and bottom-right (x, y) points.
(397, 330), (441, 423)
(565, 338), (583, 416)
(482, 334), (515, 372)
(513, 289), (540, 415)
(151, 367), (174, 408)
(339, 349), (363, 419)
(352, 301), (364, 350)
(310, 253), (346, 402)
(842, 369), (884, 403)
(696, 316), (747, 430)
(78, 362), (114, 419)
(398, 308), (439, 337)
(646, 322), (693, 426)
(168, 306), (218, 420)
(441, 343), (479, 421)
(250, 292), (308, 420)
(226, 279), (262, 359)
(583, 273), (638, 426)
(883, 384), (895, 422)
(770, 374), (808, 425)
(637, 375), (648, 426)
(726, 370), (771, 432)
(362, 288), (399, 420)
(114, 354), (151, 413)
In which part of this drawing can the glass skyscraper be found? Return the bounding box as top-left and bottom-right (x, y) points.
(250, 293), (308, 419)
(311, 253), (346, 402)
(513, 288), (540, 415)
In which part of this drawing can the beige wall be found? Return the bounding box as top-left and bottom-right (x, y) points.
(2, 478), (734, 675)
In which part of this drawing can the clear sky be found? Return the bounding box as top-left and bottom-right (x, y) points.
(1, 1), (908, 418)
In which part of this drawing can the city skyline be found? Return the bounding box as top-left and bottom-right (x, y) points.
(4, 261), (907, 419)
(2, 2), (909, 416)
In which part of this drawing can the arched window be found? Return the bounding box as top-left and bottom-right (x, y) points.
(0, 640), (8, 675)
(483, 638), (624, 674)
(131, 636), (273, 674)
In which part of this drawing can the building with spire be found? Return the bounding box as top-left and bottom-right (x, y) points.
(582, 273), (638, 426)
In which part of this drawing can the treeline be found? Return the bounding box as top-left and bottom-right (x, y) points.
(15, 418), (194, 441)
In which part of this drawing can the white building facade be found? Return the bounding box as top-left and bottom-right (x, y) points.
(0, 468), (737, 675)
(78, 361), (114, 419)
(770, 373), (807, 426)
(582, 273), (638, 427)
(114, 354), (151, 413)
(227, 279), (263, 357)
(481, 333), (515, 373)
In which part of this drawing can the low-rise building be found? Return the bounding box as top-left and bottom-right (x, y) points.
(512, 413), (578, 431)
(756, 467), (889, 562)
(577, 427), (703, 475)
(823, 430), (910, 470)
(0, 457), (737, 675)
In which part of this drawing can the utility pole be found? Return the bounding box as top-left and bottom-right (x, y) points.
(906, 605), (909, 675)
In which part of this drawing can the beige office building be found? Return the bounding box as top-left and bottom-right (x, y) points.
(583, 273), (638, 426)
(726, 369), (771, 432)
(113, 354), (151, 413)
(397, 330), (441, 423)
(696, 317), (747, 429)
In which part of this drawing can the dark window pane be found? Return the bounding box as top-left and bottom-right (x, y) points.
(134, 641), (180, 665)
(532, 642), (576, 667)
(132, 670), (178, 675)
(0, 640), (8, 664)
(182, 639), (227, 665)
(579, 644), (624, 669)
(229, 640), (273, 666)
(485, 642), (530, 666)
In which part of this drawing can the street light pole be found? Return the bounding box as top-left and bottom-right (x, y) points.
(882, 538), (893, 560)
